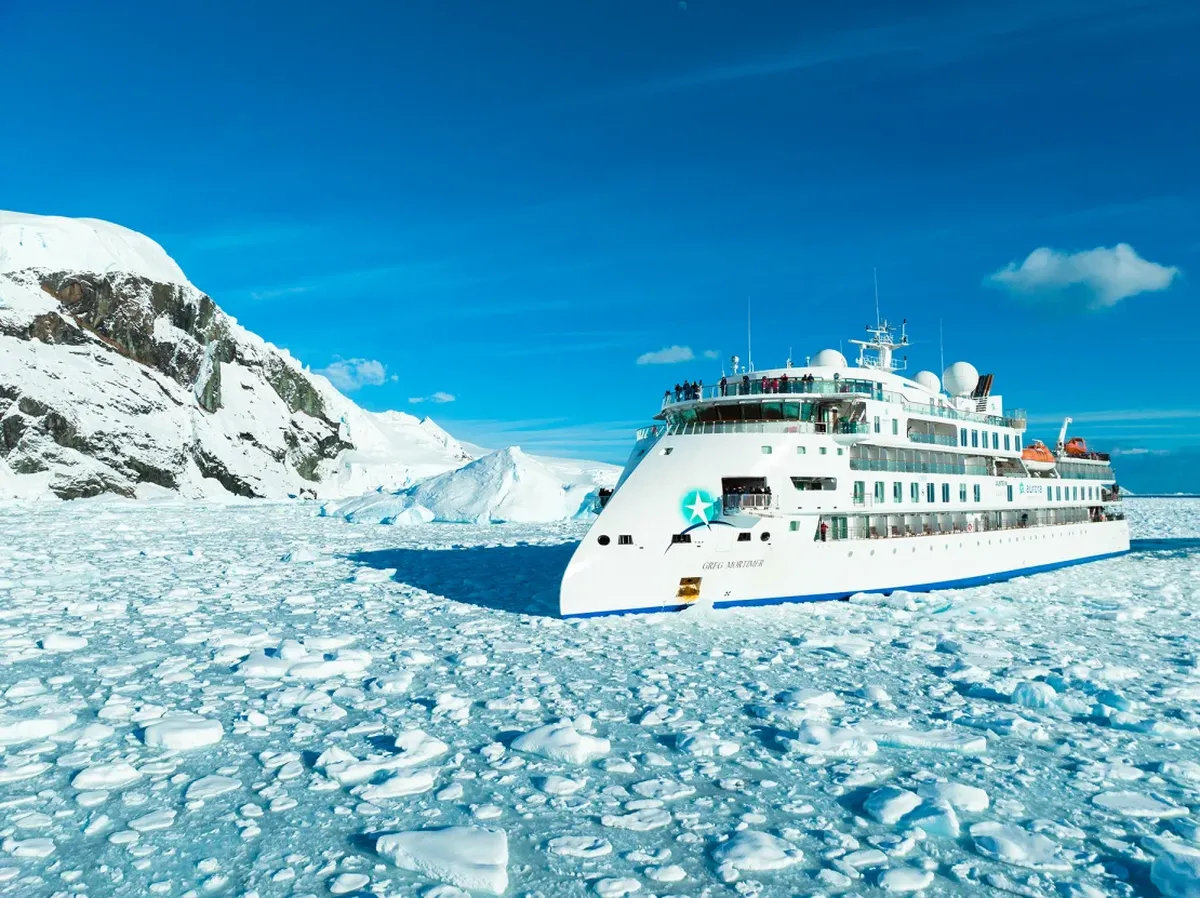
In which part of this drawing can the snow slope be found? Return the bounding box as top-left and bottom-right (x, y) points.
(0, 211), (473, 500)
(0, 497), (1195, 896)
(323, 446), (619, 524)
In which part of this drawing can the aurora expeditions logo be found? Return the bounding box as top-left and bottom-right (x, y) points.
(680, 489), (719, 525)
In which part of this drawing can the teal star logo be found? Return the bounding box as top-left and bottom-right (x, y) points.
(681, 489), (719, 525)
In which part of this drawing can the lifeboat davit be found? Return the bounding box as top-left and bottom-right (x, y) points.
(1021, 440), (1056, 472)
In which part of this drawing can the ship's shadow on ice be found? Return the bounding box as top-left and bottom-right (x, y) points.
(345, 542), (577, 617)
(1130, 537), (1200, 557)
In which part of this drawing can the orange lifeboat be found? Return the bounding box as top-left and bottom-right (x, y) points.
(1021, 440), (1056, 472)
(1064, 437), (1090, 457)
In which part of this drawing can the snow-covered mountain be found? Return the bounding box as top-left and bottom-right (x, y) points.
(322, 446), (619, 524)
(0, 211), (478, 500)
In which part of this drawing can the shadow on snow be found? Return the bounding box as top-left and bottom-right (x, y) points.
(344, 542), (578, 618)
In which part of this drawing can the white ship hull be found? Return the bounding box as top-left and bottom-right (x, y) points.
(562, 515), (1128, 618)
(561, 326), (1129, 618)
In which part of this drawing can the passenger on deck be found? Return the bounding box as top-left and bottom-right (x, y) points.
(719, 376), (727, 397)
(696, 380), (703, 400)
(760, 375), (768, 394)
(819, 520), (829, 542)
(663, 389), (671, 406)
(742, 374), (750, 395)
(780, 373), (789, 393)
(674, 383), (682, 402)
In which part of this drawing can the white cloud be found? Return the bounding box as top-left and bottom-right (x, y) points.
(702, 349), (720, 359)
(637, 345), (695, 365)
(409, 391), (456, 404)
(318, 357), (388, 392)
(986, 243), (1179, 308)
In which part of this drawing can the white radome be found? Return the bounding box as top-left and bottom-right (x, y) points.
(811, 349), (847, 369)
(913, 370), (941, 394)
(942, 361), (979, 397)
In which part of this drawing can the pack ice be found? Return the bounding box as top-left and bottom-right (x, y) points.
(0, 495), (1196, 897)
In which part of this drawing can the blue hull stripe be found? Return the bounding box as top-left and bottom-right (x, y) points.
(562, 548), (1129, 619)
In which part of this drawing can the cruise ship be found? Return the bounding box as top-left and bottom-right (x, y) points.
(560, 319), (1128, 617)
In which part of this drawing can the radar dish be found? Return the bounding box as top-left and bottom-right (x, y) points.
(942, 361), (980, 397)
(811, 349), (847, 369)
(914, 370), (941, 394)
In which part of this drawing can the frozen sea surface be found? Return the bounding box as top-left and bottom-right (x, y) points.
(0, 498), (1198, 897)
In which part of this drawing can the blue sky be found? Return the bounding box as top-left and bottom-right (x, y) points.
(2, 0), (1198, 477)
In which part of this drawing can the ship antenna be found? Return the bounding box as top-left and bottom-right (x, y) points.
(747, 295), (753, 373)
(939, 318), (945, 378)
(873, 266), (881, 329)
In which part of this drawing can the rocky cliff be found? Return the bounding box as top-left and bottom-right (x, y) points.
(0, 212), (469, 500)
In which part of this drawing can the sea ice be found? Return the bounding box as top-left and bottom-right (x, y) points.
(969, 822), (1072, 871)
(512, 719), (610, 764)
(142, 714), (223, 750)
(375, 826), (508, 895)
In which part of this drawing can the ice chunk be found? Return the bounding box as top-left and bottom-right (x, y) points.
(781, 721), (878, 758)
(600, 808), (672, 831)
(864, 787), (923, 825)
(1151, 840), (1200, 898)
(142, 714), (223, 750)
(71, 762), (142, 790)
(512, 720), (610, 764)
(39, 634), (88, 652)
(904, 800), (960, 838)
(547, 836), (611, 858)
(186, 776), (241, 801)
(630, 778), (695, 801)
(0, 713), (77, 746)
(879, 868), (935, 892)
(712, 831), (804, 875)
(916, 781), (990, 813)
(1010, 681), (1058, 709)
(356, 769), (436, 800)
(595, 878), (641, 896)
(376, 826), (508, 896)
(969, 822), (1071, 871)
(1092, 791), (1188, 819)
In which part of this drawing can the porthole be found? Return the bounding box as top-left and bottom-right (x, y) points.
(760, 532), (771, 542)
(597, 535), (610, 546)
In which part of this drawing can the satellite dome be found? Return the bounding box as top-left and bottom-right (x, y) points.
(811, 349), (847, 369)
(942, 361), (980, 397)
(914, 370), (941, 394)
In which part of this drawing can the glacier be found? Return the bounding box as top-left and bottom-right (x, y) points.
(0, 496), (1196, 896)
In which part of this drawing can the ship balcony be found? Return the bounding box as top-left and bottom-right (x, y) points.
(665, 419), (871, 437)
(663, 377), (892, 408)
(904, 401), (1026, 431)
(722, 492), (775, 513)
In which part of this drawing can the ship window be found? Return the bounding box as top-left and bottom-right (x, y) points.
(837, 448), (844, 456)
(819, 447), (828, 455)
(737, 532), (752, 541)
(671, 533), (692, 544)
(761, 445), (772, 454)
(926, 483), (935, 503)
(618, 535), (634, 545)
(911, 482), (920, 502)
(959, 483), (967, 502)
(1056, 486), (1062, 501)
(597, 535), (610, 546)
(974, 484), (982, 502)
(1004, 434), (1011, 451)
(1007, 485), (1014, 502)
(992, 432), (1000, 450)
(1073, 486), (1079, 501)
(942, 483), (950, 503)
(893, 482), (902, 503)
(791, 477), (836, 490)
(1016, 435), (1022, 451)
(960, 429), (968, 447)
(783, 403), (800, 421)
(796, 446), (806, 455)
(853, 481), (865, 502)
(874, 416), (881, 433)
(661, 447), (673, 456)
(762, 402), (783, 421)
(789, 521), (800, 532)
(874, 481), (885, 502)
(971, 430), (979, 448)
